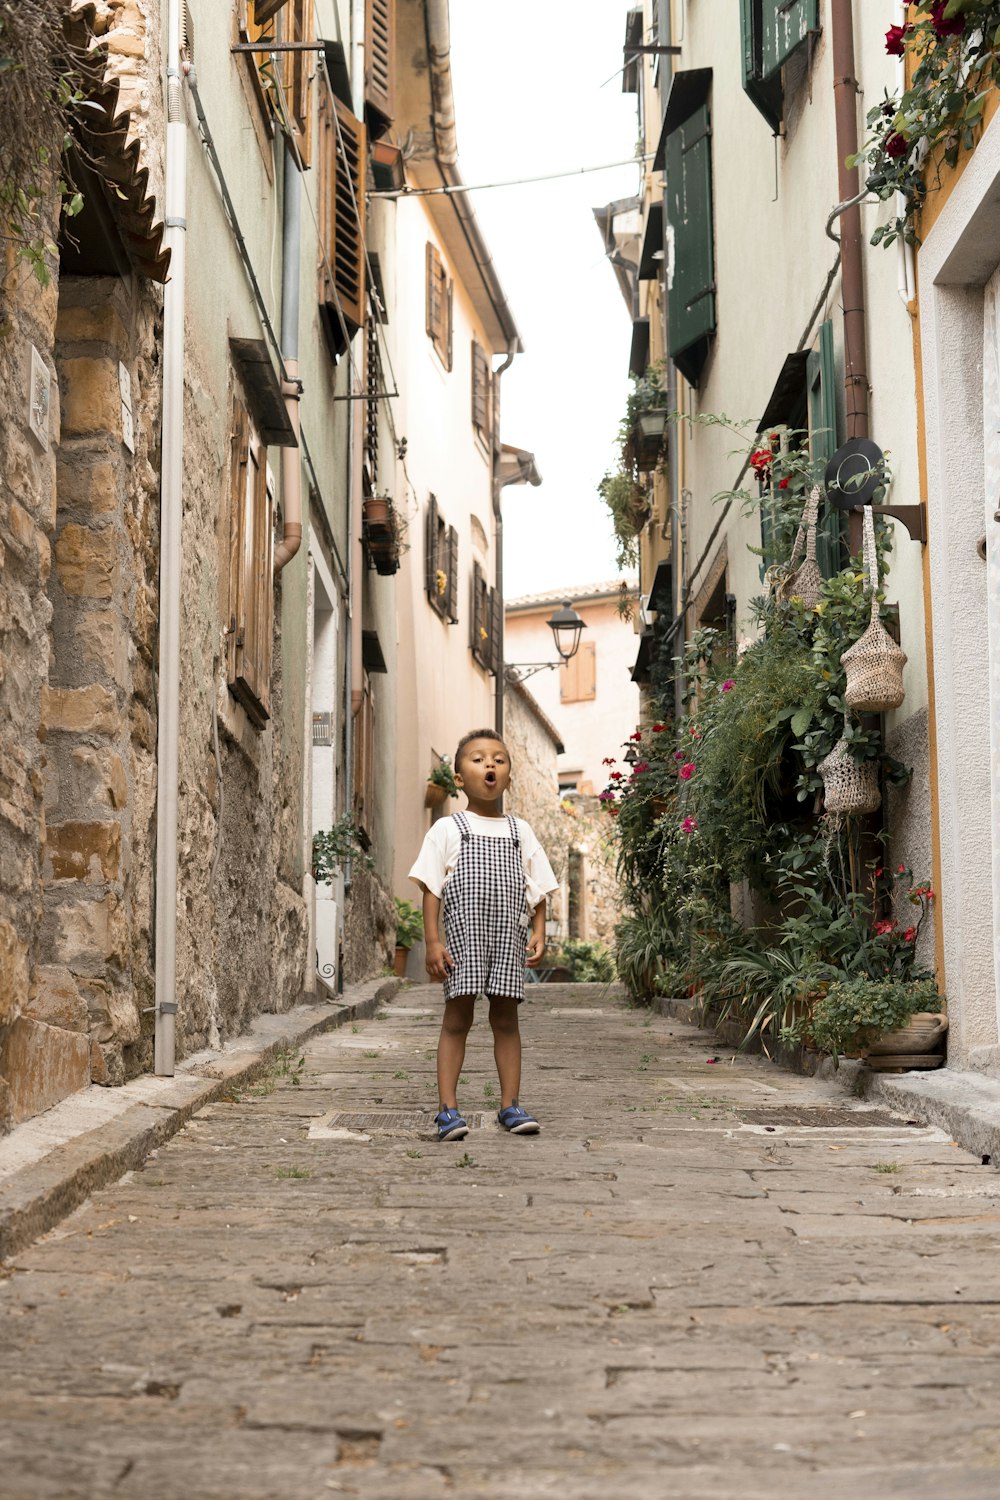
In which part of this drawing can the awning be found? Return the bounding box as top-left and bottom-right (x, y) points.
(638, 202), (664, 280)
(229, 340), (298, 447)
(757, 351), (809, 432)
(629, 317), (650, 379)
(630, 629), (653, 684)
(63, 7), (170, 282)
(362, 630), (388, 673)
(648, 558), (673, 614)
(653, 68), (713, 170)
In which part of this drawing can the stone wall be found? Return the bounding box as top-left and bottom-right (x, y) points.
(0, 239), (62, 1132)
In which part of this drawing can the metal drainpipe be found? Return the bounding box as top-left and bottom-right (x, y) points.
(154, 0), (187, 1075)
(831, 0), (870, 442)
(274, 148), (302, 573)
(349, 0), (365, 723)
(491, 346), (516, 735)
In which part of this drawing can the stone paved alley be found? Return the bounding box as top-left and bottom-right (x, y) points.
(3, 983), (1000, 1499)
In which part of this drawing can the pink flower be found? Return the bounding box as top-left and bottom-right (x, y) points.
(598, 790), (615, 802)
(679, 762), (695, 781)
(897, 864), (906, 875)
(681, 815), (697, 834)
(632, 761), (650, 774)
(690, 729), (702, 740)
(721, 679), (735, 693)
(903, 927), (917, 943)
(674, 751), (685, 762)
(873, 919), (896, 936)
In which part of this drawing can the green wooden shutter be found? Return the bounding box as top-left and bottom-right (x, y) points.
(489, 586), (502, 677)
(762, 0), (819, 77)
(666, 102), (715, 386)
(446, 525), (459, 623)
(740, 0), (782, 132)
(425, 492), (439, 601)
(807, 320), (843, 578)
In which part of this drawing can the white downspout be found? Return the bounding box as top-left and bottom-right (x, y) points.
(896, 0), (916, 307)
(349, 0), (365, 725)
(154, 0), (187, 1075)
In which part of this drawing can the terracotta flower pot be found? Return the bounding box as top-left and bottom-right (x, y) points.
(363, 496), (391, 528)
(393, 945), (409, 978)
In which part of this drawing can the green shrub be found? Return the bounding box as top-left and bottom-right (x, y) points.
(395, 898), (424, 949)
(783, 976), (943, 1061)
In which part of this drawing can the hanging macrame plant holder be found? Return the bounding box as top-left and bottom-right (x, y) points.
(819, 715), (881, 818)
(841, 506), (907, 713)
(777, 486), (824, 611)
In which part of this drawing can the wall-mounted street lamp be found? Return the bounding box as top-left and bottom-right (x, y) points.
(505, 600), (587, 683)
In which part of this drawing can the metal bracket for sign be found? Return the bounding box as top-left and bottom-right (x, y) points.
(868, 504), (927, 545)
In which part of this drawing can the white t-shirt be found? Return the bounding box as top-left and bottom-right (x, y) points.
(408, 813), (558, 912)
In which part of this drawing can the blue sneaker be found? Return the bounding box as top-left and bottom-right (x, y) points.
(434, 1107), (469, 1141)
(497, 1101), (541, 1135)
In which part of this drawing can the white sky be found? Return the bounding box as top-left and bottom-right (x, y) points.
(448, 1), (640, 601)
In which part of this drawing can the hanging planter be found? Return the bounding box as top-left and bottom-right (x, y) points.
(424, 780), (449, 808)
(363, 494), (392, 529)
(841, 506), (906, 713)
(819, 716), (881, 818)
(632, 407), (669, 471)
(777, 486), (823, 611)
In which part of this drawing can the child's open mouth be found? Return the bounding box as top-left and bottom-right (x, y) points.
(485, 772), (496, 786)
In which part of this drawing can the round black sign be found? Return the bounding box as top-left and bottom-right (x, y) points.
(824, 438), (888, 510)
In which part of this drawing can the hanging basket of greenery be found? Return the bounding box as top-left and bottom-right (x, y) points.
(841, 506), (907, 713)
(819, 715), (881, 818)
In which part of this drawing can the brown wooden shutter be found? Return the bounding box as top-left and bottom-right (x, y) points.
(470, 560), (483, 650)
(471, 340), (489, 434)
(445, 278), (453, 371)
(364, 0), (395, 125)
(446, 525), (459, 623)
(229, 419), (273, 727)
(281, 0), (314, 167)
(426, 243), (441, 341)
(253, 0), (290, 25)
(489, 585), (503, 676)
(425, 493), (439, 601)
(331, 96), (366, 330)
(560, 641), (596, 704)
(228, 401), (252, 688)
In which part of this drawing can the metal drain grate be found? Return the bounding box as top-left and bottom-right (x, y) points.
(325, 1110), (488, 1131)
(736, 1107), (914, 1128)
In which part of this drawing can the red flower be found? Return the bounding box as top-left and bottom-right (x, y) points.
(750, 448), (773, 476)
(674, 751), (685, 762)
(609, 807), (619, 818)
(609, 771), (624, 781)
(929, 1), (965, 38)
(652, 723), (666, 732)
(873, 919), (896, 936)
(875, 867), (884, 878)
(885, 132), (910, 160)
(678, 762), (695, 781)
(778, 477), (789, 490)
(629, 731), (643, 742)
(602, 757), (617, 766)
(632, 761), (650, 774)
(904, 927), (917, 943)
(897, 864), (906, 874)
(721, 679), (735, 693)
(885, 22), (909, 55)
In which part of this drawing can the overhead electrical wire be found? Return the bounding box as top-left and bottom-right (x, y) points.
(370, 153), (653, 199)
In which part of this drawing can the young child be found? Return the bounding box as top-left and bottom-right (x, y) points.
(408, 728), (558, 1141)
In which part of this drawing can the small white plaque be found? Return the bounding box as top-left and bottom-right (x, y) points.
(28, 345), (50, 450)
(118, 361), (135, 453)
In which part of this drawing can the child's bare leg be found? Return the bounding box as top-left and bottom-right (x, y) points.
(488, 996), (521, 1108)
(437, 995), (475, 1109)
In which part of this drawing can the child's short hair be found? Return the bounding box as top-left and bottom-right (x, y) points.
(454, 728), (508, 774)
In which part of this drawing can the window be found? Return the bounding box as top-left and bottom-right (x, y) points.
(471, 340), (491, 441)
(470, 560), (501, 674)
(237, 0), (281, 135)
(317, 84), (367, 356)
(227, 398), (274, 728)
(740, 0), (819, 131)
(560, 640), (596, 704)
(279, 0), (314, 167)
(424, 494), (458, 622)
(664, 92), (716, 387)
(364, 0), (395, 135)
(425, 243), (453, 371)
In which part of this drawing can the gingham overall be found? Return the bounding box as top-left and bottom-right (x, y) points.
(442, 812), (530, 1002)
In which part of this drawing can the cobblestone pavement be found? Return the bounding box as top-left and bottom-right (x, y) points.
(3, 982), (1000, 1499)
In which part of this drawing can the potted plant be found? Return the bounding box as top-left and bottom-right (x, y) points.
(394, 897), (424, 977)
(785, 975), (945, 1069)
(363, 493), (405, 576)
(312, 817), (373, 883)
(425, 758), (459, 808)
(628, 365), (669, 471)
